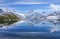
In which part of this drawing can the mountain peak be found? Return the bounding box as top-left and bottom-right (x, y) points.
(0, 9), (3, 13)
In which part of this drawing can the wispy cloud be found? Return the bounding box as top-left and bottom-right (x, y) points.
(12, 0), (48, 4)
(0, 0), (6, 6)
(50, 4), (60, 10)
(14, 2), (48, 4)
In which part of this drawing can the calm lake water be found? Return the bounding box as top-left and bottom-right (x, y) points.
(0, 22), (60, 39)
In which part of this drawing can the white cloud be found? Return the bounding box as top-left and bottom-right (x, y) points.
(0, 0), (6, 6)
(14, 2), (48, 4)
(0, 0), (48, 7)
(12, 0), (48, 4)
(50, 4), (60, 10)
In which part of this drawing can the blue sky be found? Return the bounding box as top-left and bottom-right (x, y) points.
(0, 0), (60, 12)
